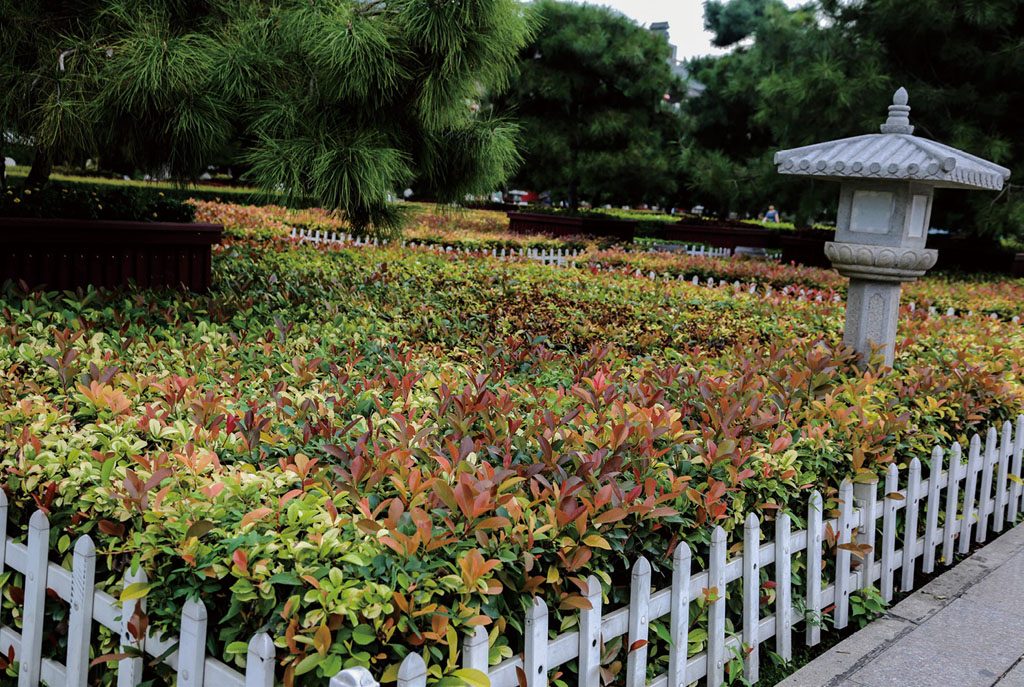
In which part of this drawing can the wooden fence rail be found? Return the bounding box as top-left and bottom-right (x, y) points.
(2, 416), (1022, 687)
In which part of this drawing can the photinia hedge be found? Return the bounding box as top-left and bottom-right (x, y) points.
(0, 225), (1022, 685)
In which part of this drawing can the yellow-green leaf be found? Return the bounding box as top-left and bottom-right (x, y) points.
(120, 582), (151, 602)
(314, 624), (331, 656)
(381, 663), (401, 683)
(453, 668), (491, 687)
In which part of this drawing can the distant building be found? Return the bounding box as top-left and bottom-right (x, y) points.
(649, 22), (706, 99)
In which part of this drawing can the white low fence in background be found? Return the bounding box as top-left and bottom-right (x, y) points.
(288, 228), (732, 263)
(286, 228), (1021, 323)
(3, 417), (1022, 686)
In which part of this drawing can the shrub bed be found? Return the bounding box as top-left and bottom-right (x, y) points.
(2, 181), (194, 223)
(1, 221), (1022, 685)
(187, 199), (1024, 320)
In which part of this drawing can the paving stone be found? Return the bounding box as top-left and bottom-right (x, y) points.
(963, 550), (1024, 619)
(776, 616), (916, 687)
(968, 523), (1024, 568)
(994, 658), (1024, 686)
(850, 598), (1024, 687)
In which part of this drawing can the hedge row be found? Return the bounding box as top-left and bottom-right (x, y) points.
(1, 229), (1021, 685)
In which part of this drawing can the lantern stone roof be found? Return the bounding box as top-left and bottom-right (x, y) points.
(773, 88), (1010, 191)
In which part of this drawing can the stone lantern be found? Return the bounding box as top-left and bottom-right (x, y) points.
(774, 87), (1011, 367)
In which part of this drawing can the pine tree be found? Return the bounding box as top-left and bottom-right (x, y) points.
(493, 0), (683, 209)
(682, 0), (1023, 236)
(0, 0), (536, 232)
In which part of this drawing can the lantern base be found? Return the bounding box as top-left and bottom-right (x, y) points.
(844, 278), (903, 368)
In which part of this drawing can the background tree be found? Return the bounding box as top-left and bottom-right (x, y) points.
(682, 0), (887, 224)
(814, 0), (1024, 238)
(493, 0), (684, 209)
(681, 0), (1023, 237)
(0, 0), (535, 231)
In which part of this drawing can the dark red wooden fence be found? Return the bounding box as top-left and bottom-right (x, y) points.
(0, 218), (223, 292)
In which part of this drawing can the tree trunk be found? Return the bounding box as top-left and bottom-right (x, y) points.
(25, 147), (53, 187)
(568, 146), (579, 210)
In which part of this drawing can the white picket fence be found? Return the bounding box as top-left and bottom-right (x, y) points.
(2, 417), (1022, 686)
(288, 227), (728, 264)
(0, 490), (376, 687)
(380, 417), (1024, 687)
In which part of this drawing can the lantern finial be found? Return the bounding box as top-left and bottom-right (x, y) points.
(880, 87), (913, 134)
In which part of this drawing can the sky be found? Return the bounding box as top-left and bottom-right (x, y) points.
(566, 0), (805, 60)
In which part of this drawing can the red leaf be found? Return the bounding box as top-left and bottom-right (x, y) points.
(98, 520), (126, 538)
(232, 549), (249, 575)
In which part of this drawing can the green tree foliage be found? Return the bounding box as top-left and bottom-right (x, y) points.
(0, 0), (535, 231)
(683, 0), (1023, 237)
(493, 0), (683, 209)
(703, 0), (771, 47)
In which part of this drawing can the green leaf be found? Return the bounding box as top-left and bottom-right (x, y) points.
(351, 624), (376, 645)
(100, 456), (116, 484)
(266, 572), (302, 585)
(294, 652), (323, 676)
(341, 553), (370, 566)
(651, 621), (673, 646)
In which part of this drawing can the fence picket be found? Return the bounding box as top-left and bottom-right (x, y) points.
(977, 427), (998, 542)
(245, 633), (276, 687)
(901, 458), (922, 591)
(67, 536), (97, 687)
(626, 558), (651, 687)
(880, 465), (899, 602)
(960, 435), (982, 555)
(463, 626), (489, 674)
(18, 510), (49, 687)
(524, 596), (549, 687)
(0, 490), (6, 602)
(775, 513), (792, 661)
(330, 667), (378, 686)
(805, 491), (823, 647)
(667, 543), (691, 687)
(397, 653), (427, 687)
(943, 442), (963, 564)
(995, 421), (1012, 532)
(852, 479), (878, 590)
(922, 446), (944, 574)
(117, 566), (148, 687)
(1011, 417), (1024, 522)
(578, 575), (603, 687)
(834, 480), (854, 629)
(708, 526), (727, 686)
(177, 599), (208, 687)
(742, 514), (760, 683)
